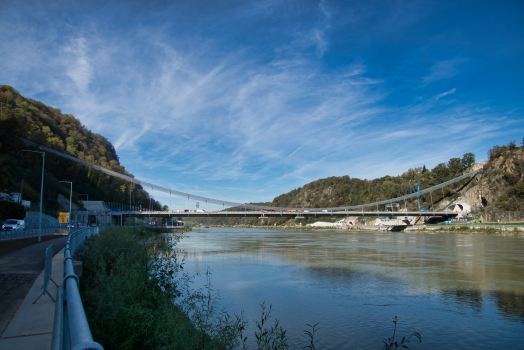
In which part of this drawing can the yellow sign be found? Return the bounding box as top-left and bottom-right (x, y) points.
(59, 212), (69, 223)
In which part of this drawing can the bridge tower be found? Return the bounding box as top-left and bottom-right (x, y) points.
(417, 181), (422, 211)
(410, 181), (422, 211)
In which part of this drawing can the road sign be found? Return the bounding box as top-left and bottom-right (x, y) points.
(59, 212), (69, 223)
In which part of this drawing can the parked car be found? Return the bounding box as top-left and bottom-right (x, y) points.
(2, 219), (25, 231)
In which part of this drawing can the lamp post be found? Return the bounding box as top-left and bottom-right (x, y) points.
(60, 181), (73, 234)
(80, 194), (89, 226)
(18, 150), (45, 241)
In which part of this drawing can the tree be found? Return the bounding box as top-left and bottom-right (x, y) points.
(431, 163), (449, 182)
(448, 158), (462, 174)
(461, 153), (475, 168)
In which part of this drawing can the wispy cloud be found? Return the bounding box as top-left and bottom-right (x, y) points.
(63, 37), (93, 93)
(423, 58), (466, 85)
(434, 88), (456, 101)
(0, 0), (522, 205)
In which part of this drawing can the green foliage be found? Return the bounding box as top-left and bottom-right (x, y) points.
(80, 226), (245, 349)
(488, 144), (509, 160)
(0, 85), (160, 217)
(254, 302), (288, 350)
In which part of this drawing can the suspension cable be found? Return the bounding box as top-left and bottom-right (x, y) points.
(21, 138), (482, 211)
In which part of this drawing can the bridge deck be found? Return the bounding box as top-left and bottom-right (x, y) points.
(101, 210), (458, 218)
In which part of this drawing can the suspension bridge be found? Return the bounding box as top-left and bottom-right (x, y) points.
(21, 138), (481, 220)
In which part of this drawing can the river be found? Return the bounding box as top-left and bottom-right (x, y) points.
(176, 228), (524, 349)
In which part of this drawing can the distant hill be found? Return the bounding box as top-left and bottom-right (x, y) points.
(0, 85), (159, 221)
(271, 154), (477, 210)
(268, 141), (524, 222)
(188, 140), (524, 226)
(272, 141), (523, 213)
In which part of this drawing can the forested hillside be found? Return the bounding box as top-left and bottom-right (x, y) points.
(0, 85), (160, 221)
(272, 140), (524, 213)
(271, 153), (477, 210)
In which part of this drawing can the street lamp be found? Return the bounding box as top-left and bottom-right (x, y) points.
(18, 150), (45, 241)
(60, 181), (73, 234)
(80, 194), (89, 226)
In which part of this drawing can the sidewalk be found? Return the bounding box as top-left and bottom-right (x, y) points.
(0, 246), (65, 350)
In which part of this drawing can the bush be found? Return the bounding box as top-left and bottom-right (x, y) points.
(488, 145), (508, 161)
(80, 227), (245, 349)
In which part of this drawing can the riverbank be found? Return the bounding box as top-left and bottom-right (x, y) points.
(77, 226), (245, 349)
(192, 223), (524, 234)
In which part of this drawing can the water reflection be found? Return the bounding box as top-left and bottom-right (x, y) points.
(492, 290), (524, 322)
(178, 228), (524, 348)
(442, 289), (484, 313)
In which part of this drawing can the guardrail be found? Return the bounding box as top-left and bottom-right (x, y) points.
(0, 228), (61, 241)
(51, 227), (104, 350)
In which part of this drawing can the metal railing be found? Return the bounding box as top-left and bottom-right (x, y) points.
(0, 228), (60, 241)
(52, 227), (104, 350)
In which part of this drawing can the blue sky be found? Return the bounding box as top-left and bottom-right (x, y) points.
(1, 0), (523, 210)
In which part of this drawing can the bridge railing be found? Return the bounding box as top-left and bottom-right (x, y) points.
(51, 227), (104, 350)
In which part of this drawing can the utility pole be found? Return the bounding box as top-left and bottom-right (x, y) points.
(60, 181), (73, 234)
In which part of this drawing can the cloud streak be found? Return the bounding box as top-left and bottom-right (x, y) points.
(0, 0), (522, 205)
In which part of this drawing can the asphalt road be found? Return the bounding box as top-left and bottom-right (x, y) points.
(0, 236), (67, 337)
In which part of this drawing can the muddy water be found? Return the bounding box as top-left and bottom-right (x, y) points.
(177, 228), (524, 349)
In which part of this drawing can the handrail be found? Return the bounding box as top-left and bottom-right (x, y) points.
(0, 227), (61, 241)
(52, 227), (104, 350)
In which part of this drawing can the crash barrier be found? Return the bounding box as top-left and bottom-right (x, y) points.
(33, 244), (59, 303)
(0, 228), (59, 241)
(51, 227), (104, 350)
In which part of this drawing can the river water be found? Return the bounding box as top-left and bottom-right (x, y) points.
(176, 228), (524, 349)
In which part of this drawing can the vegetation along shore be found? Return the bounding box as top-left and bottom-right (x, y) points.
(77, 226), (422, 349)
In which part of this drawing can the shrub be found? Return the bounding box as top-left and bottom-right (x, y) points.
(80, 226), (244, 349)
